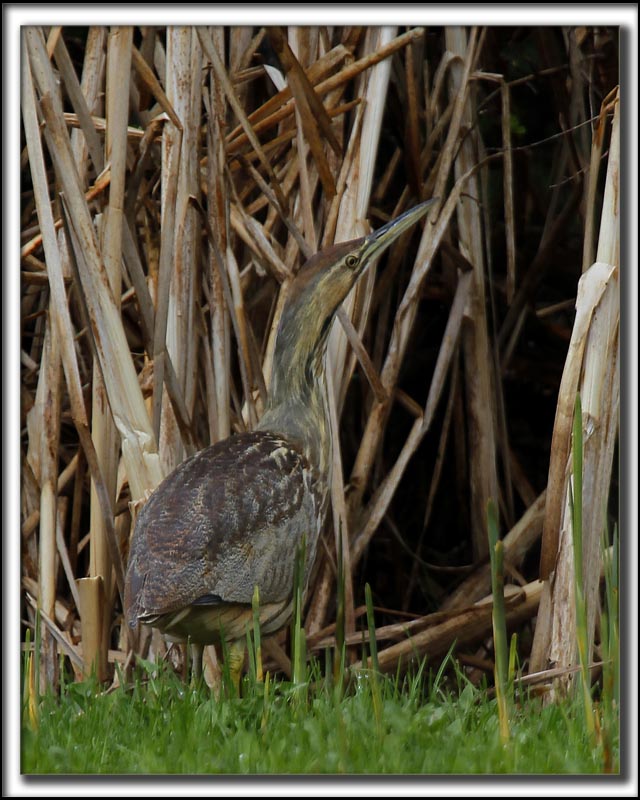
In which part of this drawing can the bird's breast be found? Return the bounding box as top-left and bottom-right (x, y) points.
(124, 430), (328, 625)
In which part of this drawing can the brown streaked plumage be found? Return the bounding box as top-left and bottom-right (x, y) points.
(125, 431), (324, 643)
(124, 199), (436, 679)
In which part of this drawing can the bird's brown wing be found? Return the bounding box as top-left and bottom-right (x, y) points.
(124, 431), (324, 627)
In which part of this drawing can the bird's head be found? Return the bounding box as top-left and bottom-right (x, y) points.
(275, 198), (438, 380)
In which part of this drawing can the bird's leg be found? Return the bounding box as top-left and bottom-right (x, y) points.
(227, 640), (246, 695)
(190, 642), (204, 684)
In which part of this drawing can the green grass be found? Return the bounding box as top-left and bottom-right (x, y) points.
(21, 657), (618, 775)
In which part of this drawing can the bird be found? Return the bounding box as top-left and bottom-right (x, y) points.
(124, 199), (436, 685)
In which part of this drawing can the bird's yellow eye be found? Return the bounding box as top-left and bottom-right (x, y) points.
(345, 254), (359, 269)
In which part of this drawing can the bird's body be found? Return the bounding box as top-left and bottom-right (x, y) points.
(125, 430), (325, 643)
(124, 199), (435, 676)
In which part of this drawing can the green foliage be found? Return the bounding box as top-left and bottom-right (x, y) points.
(509, 113), (527, 137)
(570, 394), (595, 738)
(22, 656), (617, 775)
(487, 498), (510, 743)
(291, 535), (307, 702)
(599, 521), (620, 772)
(364, 583), (382, 732)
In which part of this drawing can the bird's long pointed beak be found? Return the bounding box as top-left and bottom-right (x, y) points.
(362, 198), (438, 263)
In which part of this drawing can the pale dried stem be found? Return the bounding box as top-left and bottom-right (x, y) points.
(234, 38), (345, 134)
(355, 580), (544, 675)
(160, 27), (201, 472)
(131, 44), (183, 130)
(193, 194), (262, 431)
(22, 36), (128, 620)
(541, 94), (620, 681)
(581, 88), (617, 272)
(268, 26), (339, 197)
(227, 28), (423, 152)
(198, 27), (288, 213)
(238, 154), (310, 259)
(23, 577), (81, 639)
(306, 27), (399, 630)
(35, 319), (62, 690)
(77, 576), (107, 678)
(444, 26), (498, 561)
(24, 590), (84, 671)
(226, 245), (261, 428)
(56, 497), (82, 614)
(532, 91), (619, 677)
(21, 454), (79, 539)
(86, 27), (133, 678)
(21, 169), (112, 259)
(29, 41), (163, 504)
(230, 204), (291, 283)
(290, 26), (318, 253)
(404, 363), (460, 608)
(347, 157), (495, 533)
(206, 29), (232, 441)
(153, 117), (182, 449)
(229, 27), (260, 108)
(351, 269), (472, 566)
(345, 33), (483, 525)
(71, 27), (107, 186)
(326, 368), (356, 640)
(328, 26), (397, 397)
(52, 32), (104, 178)
(442, 491), (547, 611)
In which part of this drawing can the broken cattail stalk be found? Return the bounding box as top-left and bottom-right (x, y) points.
(533, 92), (619, 680)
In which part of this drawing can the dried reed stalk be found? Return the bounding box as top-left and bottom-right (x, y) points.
(355, 580), (544, 675)
(32, 320), (62, 690)
(308, 26), (398, 634)
(159, 27), (201, 473)
(68, 27), (107, 181)
(25, 28), (163, 539)
(532, 92), (619, 678)
(351, 268), (473, 566)
(441, 491), (546, 611)
(345, 38), (479, 527)
(267, 26), (340, 197)
(444, 27), (498, 561)
(226, 28), (423, 151)
(52, 30), (104, 180)
(86, 25), (133, 682)
(206, 27), (232, 442)
(23, 44), (118, 681)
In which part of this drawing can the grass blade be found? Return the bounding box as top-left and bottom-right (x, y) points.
(291, 535), (307, 701)
(570, 394), (595, 738)
(252, 584), (263, 683)
(488, 498), (510, 744)
(364, 583), (382, 731)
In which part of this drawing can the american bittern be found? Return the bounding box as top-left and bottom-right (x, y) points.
(124, 199), (436, 683)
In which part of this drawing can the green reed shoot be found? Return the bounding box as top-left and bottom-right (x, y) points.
(488, 498), (510, 744)
(333, 535), (346, 696)
(600, 523), (619, 709)
(291, 535), (307, 698)
(599, 521), (619, 771)
(251, 584), (263, 682)
(364, 582), (382, 731)
(569, 393), (595, 738)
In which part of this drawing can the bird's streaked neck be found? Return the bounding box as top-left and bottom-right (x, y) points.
(257, 305), (335, 473)
(255, 200), (438, 474)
